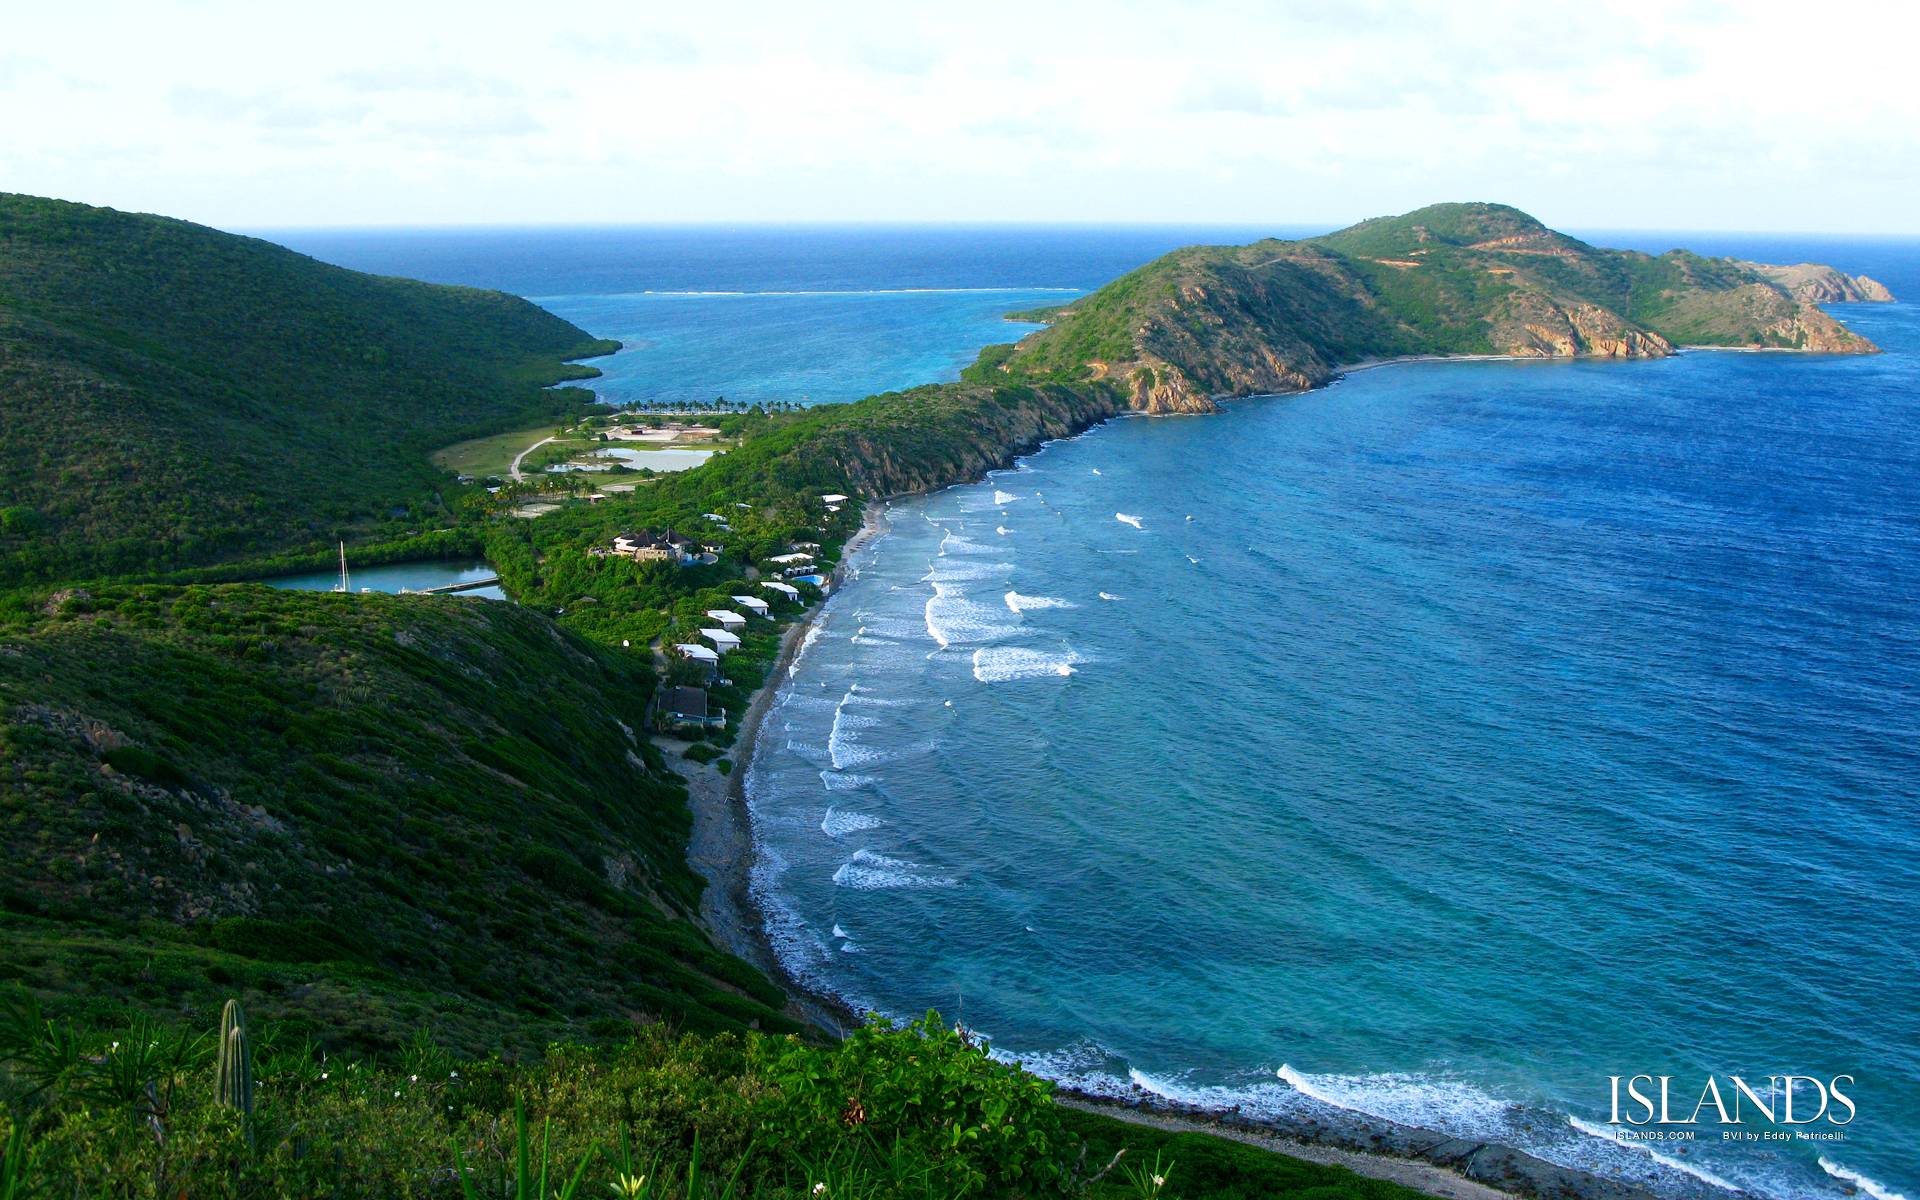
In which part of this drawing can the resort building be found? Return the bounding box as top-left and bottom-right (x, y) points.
(609, 529), (696, 564)
(700, 628), (742, 654)
(732, 594), (771, 618)
(762, 580), (801, 602)
(821, 494), (849, 505)
(705, 609), (747, 631)
(660, 686), (724, 732)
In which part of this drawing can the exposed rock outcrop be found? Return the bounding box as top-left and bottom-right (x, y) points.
(1742, 261), (1897, 304)
(1491, 295), (1675, 359)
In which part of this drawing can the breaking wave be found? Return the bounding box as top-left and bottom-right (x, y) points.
(1005, 591), (1075, 613)
(831, 848), (958, 890)
(972, 646), (1081, 682)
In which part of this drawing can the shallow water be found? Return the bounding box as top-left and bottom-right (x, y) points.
(545, 446), (715, 473)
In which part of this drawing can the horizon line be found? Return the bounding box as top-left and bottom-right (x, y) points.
(230, 217), (1920, 240)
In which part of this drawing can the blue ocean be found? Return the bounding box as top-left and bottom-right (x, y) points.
(263, 224), (1920, 1200)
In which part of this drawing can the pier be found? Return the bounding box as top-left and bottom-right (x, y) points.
(401, 576), (501, 595)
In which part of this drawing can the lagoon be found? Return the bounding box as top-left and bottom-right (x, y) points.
(264, 559), (505, 600)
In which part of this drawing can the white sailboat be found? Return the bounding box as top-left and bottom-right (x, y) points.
(331, 541), (350, 593)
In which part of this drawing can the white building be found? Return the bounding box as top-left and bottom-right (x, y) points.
(821, 493), (850, 504)
(705, 609), (747, 631)
(767, 552), (813, 566)
(674, 643), (720, 668)
(700, 628), (742, 654)
(762, 581), (801, 601)
(731, 594), (770, 617)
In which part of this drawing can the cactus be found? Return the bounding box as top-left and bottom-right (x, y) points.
(215, 1001), (253, 1117)
(218, 999), (244, 1053)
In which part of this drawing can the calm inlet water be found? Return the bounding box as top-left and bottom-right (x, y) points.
(265, 560), (504, 600)
(265, 225), (1920, 1200)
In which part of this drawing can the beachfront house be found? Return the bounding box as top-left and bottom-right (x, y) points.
(705, 609), (747, 631)
(821, 494), (849, 505)
(660, 685), (724, 732)
(700, 628), (742, 654)
(732, 594), (771, 618)
(762, 580), (801, 603)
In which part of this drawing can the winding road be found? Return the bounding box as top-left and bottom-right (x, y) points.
(508, 435), (555, 481)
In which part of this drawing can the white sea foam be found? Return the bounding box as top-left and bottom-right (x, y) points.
(788, 621), (825, 677)
(1115, 512), (1143, 529)
(819, 770), (879, 792)
(827, 690), (887, 769)
(924, 583), (1017, 648)
(972, 646), (1081, 682)
(993, 490), (1019, 505)
(831, 849), (958, 890)
(821, 807), (885, 838)
(1091, 468), (1102, 475)
(1567, 1116), (1741, 1192)
(1098, 592), (1123, 601)
(830, 924), (849, 940)
(1005, 592), (1076, 613)
(1822, 1158), (1909, 1200)
(996, 525), (1010, 536)
(924, 557), (1012, 583)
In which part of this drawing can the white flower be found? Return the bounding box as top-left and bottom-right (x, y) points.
(320, 1072), (329, 1080)
(393, 1090), (400, 1098)
(1153, 1175), (1165, 1188)
(813, 1184), (828, 1195)
(450, 1070), (459, 1078)
(409, 1074), (418, 1082)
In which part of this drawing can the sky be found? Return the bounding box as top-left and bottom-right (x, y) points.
(5, 0), (1918, 233)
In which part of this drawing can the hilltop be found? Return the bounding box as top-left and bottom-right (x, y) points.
(993, 202), (1892, 412)
(0, 195), (615, 586)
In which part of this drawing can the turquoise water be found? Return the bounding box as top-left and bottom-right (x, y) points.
(536, 288), (1069, 408)
(264, 225), (1920, 1200)
(749, 309), (1920, 1198)
(264, 560), (504, 600)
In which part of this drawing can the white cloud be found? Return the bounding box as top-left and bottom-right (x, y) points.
(0, 0), (1916, 231)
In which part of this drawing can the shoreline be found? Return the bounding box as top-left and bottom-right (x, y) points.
(676, 398), (1694, 1200)
(682, 505), (885, 1035)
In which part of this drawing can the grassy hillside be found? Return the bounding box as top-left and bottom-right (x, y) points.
(0, 1005), (1435, 1199)
(0, 194), (616, 586)
(991, 202), (1887, 412)
(0, 585), (798, 1054)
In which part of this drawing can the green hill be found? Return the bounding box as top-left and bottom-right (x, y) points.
(0, 194), (615, 586)
(993, 201), (1889, 412)
(0, 585), (798, 1053)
